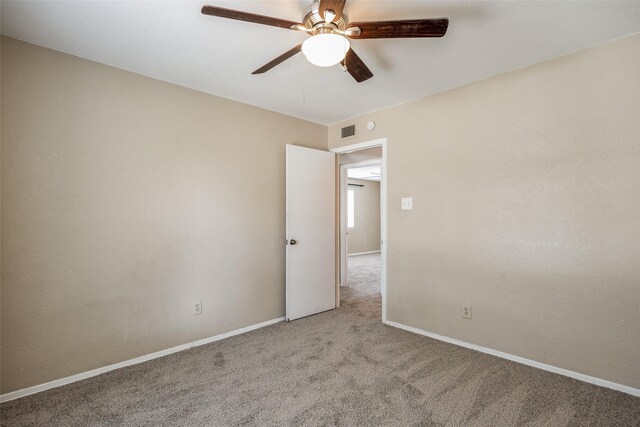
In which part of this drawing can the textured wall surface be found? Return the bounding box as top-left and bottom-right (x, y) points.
(329, 34), (640, 389)
(0, 37), (327, 393)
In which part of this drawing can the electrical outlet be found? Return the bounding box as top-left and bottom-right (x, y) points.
(193, 299), (202, 315)
(401, 197), (413, 210)
(462, 304), (472, 319)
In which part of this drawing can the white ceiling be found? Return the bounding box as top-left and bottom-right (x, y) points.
(348, 165), (381, 181)
(2, 1), (640, 125)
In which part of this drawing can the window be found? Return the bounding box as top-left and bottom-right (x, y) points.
(347, 189), (355, 228)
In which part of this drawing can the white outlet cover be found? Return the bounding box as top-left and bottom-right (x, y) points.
(401, 197), (413, 210)
(193, 299), (203, 315)
(462, 304), (472, 319)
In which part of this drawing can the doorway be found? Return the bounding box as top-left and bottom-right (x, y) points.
(331, 138), (387, 322)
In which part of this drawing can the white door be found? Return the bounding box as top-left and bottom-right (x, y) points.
(286, 144), (336, 321)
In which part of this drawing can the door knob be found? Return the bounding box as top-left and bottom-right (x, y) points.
(289, 239), (297, 245)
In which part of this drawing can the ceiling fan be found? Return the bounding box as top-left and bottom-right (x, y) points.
(201, 0), (449, 83)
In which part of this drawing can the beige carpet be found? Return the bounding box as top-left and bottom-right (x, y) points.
(1, 253), (639, 426)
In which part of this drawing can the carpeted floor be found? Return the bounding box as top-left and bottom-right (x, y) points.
(2, 253), (639, 426)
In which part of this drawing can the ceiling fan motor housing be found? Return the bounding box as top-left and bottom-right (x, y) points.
(303, 1), (348, 32)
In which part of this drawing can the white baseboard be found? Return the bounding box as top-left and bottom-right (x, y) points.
(383, 320), (639, 397)
(0, 316), (285, 403)
(348, 250), (381, 256)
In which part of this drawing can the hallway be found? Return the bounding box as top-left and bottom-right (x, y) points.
(341, 252), (381, 308)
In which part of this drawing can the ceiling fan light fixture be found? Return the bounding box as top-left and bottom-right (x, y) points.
(301, 33), (350, 67)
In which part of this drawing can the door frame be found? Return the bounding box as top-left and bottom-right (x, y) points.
(331, 138), (388, 322)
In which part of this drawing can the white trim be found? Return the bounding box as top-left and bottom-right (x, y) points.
(384, 320), (640, 397)
(381, 141), (387, 323)
(339, 165), (348, 287)
(342, 159), (383, 168)
(332, 138), (388, 323)
(348, 250), (381, 256)
(0, 317), (285, 403)
(330, 138), (387, 154)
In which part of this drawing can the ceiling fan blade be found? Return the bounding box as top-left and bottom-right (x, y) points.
(347, 18), (449, 39)
(341, 49), (373, 83)
(319, 0), (347, 22)
(201, 6), (301, 30)
(252, 44), (302, 75)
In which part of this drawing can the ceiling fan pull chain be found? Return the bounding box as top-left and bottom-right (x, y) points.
(302, 57), (307, 106)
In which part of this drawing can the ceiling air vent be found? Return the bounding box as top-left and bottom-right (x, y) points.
(341, 124), (356, 139)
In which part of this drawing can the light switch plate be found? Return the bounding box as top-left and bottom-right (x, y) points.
(401, 197), (413, 210)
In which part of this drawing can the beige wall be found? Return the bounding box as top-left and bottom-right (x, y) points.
(347, 179), (380, 255)
(329, 34), (640, 389)
(0, 37), (327, 393)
